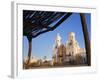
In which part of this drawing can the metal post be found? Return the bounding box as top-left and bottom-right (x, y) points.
(27, 36), (32, 64)
(80, 13), (91, 66)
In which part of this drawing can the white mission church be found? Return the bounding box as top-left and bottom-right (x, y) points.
(52, 32), (87, 65)
(24, 32), (87, 67)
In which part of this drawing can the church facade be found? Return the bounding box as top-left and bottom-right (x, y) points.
(52, 32), (87, 65)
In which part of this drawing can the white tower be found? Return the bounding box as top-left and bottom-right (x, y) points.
(68, 32), (75, 42)
(55, 33), (62, 47)
(52, 33), (62, 64)
(66, 32), (80, 56)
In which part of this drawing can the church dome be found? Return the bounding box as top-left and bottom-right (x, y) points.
(68, 32), (75, 41)
(56, 33), (61, 41)
(69, 32), (75, 37)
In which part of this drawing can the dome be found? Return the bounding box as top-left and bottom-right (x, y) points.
(56, 33), (61, 40)
(69, 32), (75, 37)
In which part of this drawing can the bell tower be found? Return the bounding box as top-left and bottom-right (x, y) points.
(52, 33), (62, 64)
(68, 32), (75, 42)
(66, 32), (80, 56)
(55, 33), (62, 47)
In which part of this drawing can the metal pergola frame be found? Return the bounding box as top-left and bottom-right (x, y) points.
(23, 10), (91, 66)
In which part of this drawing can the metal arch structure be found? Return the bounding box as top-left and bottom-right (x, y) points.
(23, 10), (72, 38)
(23, 10), (90, 66)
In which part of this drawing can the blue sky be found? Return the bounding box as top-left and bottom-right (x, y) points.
(23, 12), (91, 60)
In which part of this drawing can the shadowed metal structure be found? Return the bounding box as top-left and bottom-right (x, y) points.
(23, 10), (90, 66)
(80, 13), (91, 66)
(23, 10), (72, 38)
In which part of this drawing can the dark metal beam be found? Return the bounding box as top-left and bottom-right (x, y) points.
(27, 36), (32, 64)
(44, 13), (65, 26)
(80, 13), (91, 66)
(32, 13), (72, 38)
